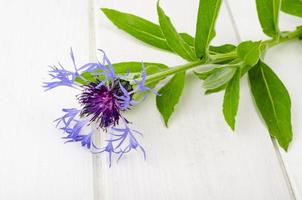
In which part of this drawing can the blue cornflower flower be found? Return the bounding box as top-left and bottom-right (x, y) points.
(45, 49), (151, 166)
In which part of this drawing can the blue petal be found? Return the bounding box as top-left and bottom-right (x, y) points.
(54, 108), (80, 129)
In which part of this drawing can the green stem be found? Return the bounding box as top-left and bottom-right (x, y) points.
(262, 27), (302, 48)
(136, 27), (302, 84)
(144, 51), (237, 84)
(144, 60), (204, 84)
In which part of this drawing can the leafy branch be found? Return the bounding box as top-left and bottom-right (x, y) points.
(83, 0), (302, 150)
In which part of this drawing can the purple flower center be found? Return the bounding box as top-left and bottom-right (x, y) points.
(78, 79), (133, 129)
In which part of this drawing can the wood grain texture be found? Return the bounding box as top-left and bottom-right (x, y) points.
(92, 0), (292, 199)
(0, 0), (93, 199)
(227, 0), (302, 199)
(1, 0), (301, 199)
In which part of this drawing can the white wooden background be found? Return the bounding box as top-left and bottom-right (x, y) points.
(0, 0), (302, 199)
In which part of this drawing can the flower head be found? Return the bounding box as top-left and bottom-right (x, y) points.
(45, 49), (151, 166)
(78, 79), (133, 129)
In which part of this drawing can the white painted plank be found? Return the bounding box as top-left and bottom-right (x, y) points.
(92, 0), (292, 199)
(227, 0), (302, 199)
(0, 0), (93, 199)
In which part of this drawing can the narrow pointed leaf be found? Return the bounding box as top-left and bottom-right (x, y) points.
(157, 3), (197, 61)
(281, 0), (302, 17)
(195, 0), (222, 58)
(203, 67), (236, 91)
(209, 44), (236, 54)
(237, 41), (261, 66)
(205, 84), (227, 94)
(101, 8), (171, 51)
(223, 68), (241, 130)
(255, 0), (281, 37)
(194, 67), (222, 80)
(179, 33), (195, 46)
(203, 63), (253, 95)
(248, 61), (292, 150)
(102, 8), (200, 53)
(156, 72), (186, 126)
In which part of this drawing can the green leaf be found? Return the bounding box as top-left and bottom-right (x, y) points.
(195, 60), (253, 95)
(156, 72), (186, 126)
(237, 41), (261, 66)
(298, 26), (302, 40)
(178, 34), (237, 55)
(203, 67), (236, 91)
(101, 8), (171, 51)
(248, 61), (292, 150)
(209, 44), (236, 54)
(74, 62), (168, 85)
(209, 44), (237, 65)
(102, 8), (198, 54)
(281, 0), (302, 17)
(241, 64), (256, 76)
(75, 71), (98, 85)
(205, 83), (228, 94)
(179, 33), (195, 46)
(195, 60), (247, 94)
(157, 3), (197, 61)
(194, 67), (223, 80)
(255, 0), (281, 37)
(195, 0), (222, 58)
(223, 68), (241, 130)
(178, 33), (236, 54)
(204, 63), (254, 95)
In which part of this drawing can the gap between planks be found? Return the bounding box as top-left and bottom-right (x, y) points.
(224, 0), (296, 199)
(272, 139), (296, 200)
(88, 0), (106, 200)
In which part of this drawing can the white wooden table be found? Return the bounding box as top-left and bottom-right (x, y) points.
(0, 0), (302, 199)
